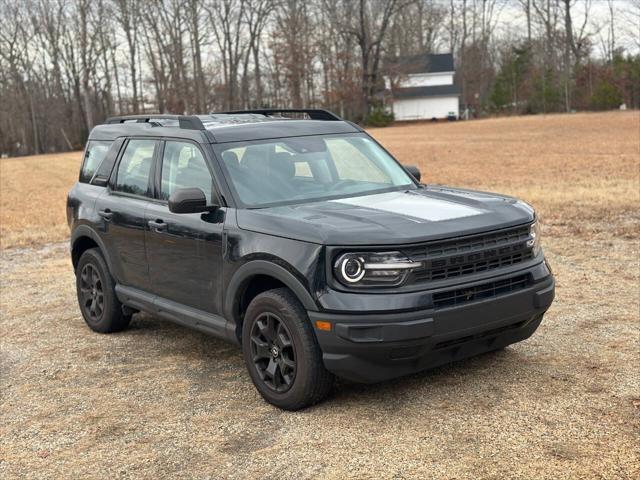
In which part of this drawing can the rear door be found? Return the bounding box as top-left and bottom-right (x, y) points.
(144, 140), (225, 314)
(97, 138), (158, 291)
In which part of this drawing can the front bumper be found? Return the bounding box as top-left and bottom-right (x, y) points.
(309, 264), (555, 383)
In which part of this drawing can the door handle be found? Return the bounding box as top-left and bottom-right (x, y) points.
(98, 209), (113, 221)
(148, 219), (167, 232)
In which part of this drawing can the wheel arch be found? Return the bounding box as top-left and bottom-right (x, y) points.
(225, 260), (318, 341)
(70, 225), (114, 274)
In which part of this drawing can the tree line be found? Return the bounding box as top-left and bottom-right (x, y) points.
(1, 0), (638, 156)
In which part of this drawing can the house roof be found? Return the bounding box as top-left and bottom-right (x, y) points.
(387, 53), (455, 75)
(393, 84), (461, 99)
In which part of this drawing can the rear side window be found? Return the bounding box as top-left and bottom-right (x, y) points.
(80, 141), (112, 183)
(114, 139), (156, 196)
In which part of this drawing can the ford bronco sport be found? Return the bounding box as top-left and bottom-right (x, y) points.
(67, 109), (555, 410)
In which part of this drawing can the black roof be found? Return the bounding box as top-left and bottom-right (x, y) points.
(387, 53), (455, 75)
(91, 111), (361, 143)
(393, 84), (461, 99)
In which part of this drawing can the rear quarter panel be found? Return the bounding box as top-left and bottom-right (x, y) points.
(67, 182), (105, 233)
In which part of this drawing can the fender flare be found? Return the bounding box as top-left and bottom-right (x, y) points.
(224, 260), (319, 324)
(70, 225), (116, 275)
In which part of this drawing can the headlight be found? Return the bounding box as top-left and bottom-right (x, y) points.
(334, 251), (421, 287)
(527, 221), (541, 255)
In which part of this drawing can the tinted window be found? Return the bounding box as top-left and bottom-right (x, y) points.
(80, 141), (111, 183)
(114, 139), (156, 196)
(160, 141), (214, 203)
(218, 134), (414, 207)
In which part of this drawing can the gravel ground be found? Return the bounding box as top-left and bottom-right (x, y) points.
(1, 231), (638, 479)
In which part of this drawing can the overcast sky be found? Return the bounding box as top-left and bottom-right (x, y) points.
(487, 0), (640, 56)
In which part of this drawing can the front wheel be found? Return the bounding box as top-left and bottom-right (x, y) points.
(242, 288), (334, 410)
(75, 248), (131, 333)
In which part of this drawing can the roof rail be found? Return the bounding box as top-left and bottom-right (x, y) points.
(218, 109), (342, 121)
(104, 114), (205, 130)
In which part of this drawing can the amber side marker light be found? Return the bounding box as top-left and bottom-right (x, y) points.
(315, 320), (332, 331)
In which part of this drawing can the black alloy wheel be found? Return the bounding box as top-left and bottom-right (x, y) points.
(75, 248), (131, 333)
(250, 312), (297, 392)
(79, 263), (105, 323)
(242, 288), (334, 410)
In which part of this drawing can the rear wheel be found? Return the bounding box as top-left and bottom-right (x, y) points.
(76, 248), (131, 333)
(242, 288), (334, 410)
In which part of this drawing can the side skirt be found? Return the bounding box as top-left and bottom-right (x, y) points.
(115, 284), (238, 344)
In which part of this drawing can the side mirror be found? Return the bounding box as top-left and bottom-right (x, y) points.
(168, 187), (213, 214)
(405, 165), (421, 183)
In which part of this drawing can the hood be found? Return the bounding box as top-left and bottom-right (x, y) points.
(235, 186), (535, 245)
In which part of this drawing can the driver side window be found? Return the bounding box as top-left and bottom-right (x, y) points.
(160, 141), (214, 204)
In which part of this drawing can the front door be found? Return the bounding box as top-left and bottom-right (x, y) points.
(144, 140), (225, 314)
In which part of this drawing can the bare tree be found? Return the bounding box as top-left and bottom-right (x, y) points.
(388, 1), (446, 56)
(561, 0), (593, 111)
(0, 1), (42, 153)
(333, 0), (414, 119)
(243, 0), (273, 107)
(187, 0), (207, 112)
(207, 0), (246, 110)
(76, 0), (98, 130)
(1, 0), (638, 156)
(518, 0), (533, 44)
(271, 0), (317, 108)
(113, 0), (141, 113)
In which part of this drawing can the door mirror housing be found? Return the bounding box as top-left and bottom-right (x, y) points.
(405, 165), (421, 183)
(168, 188), (215, 214)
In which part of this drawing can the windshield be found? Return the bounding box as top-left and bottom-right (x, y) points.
(216, 133), (416, 207)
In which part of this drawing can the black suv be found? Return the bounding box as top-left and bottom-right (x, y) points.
(67, 109), (555, 410)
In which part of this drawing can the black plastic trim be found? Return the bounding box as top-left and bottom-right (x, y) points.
(311, 275), (555, 383)
(334, 317), (434, 343)
(224, 260), (319, 329)
(218, 109), (342, 121)
(70, 225), (116, 273)
(115, 284), (237, 342)
(105, 114), (206, 130)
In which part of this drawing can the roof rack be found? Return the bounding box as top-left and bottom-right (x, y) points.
(104, 114), (205, 130)
(218, 109), (342, 121)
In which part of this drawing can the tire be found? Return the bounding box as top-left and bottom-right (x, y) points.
(75, 248), (131, 333)
(242, 288), (334, 410)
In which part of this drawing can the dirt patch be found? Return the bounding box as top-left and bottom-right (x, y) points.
(1, 237), (638, 479)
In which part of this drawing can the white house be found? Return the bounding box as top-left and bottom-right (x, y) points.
(384, 53), (460, 121)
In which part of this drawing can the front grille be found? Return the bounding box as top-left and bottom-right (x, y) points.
(405, 225), (533, 285)
(413, 251), (533, 282)
(432, 274), (530, 309)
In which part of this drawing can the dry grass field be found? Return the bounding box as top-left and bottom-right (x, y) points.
(1, 111), (639, 479)
(1, 111), (638, 248)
